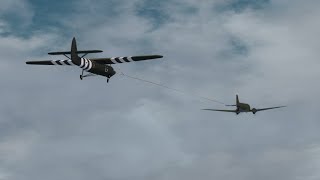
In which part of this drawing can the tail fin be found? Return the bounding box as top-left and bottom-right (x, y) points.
(71, 37), (80, 65)
(236, 95), (240, 105)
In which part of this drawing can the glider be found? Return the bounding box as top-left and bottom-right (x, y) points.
(26, 37), (163, 83)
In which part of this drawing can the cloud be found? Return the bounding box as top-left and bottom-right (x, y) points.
(0, 0), (320, 180)
(0, 0), (34, 31)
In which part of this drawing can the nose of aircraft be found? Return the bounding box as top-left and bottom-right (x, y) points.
(111, 69), (116, 76)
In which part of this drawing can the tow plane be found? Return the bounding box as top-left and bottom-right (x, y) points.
(26, 37), (163, 82)
(202, 95), (286, 115)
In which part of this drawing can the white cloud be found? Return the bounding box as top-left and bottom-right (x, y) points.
(1, 0), (320, 180)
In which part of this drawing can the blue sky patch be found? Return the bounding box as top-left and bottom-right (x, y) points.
(135, 0), (171, 30)
(215, 0), (270, 13)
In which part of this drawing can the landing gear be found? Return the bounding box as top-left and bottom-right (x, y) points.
(107, 75), (111, 83)
(79, 70), (96, 80)
(80, 70), (84, 80)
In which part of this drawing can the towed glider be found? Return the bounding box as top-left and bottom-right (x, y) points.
(26, 37), (163, 82)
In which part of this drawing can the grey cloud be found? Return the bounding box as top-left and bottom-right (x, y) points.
(0, 0), (34, 34)
(1, 0), (320, 180)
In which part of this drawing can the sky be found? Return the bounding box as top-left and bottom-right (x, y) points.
(0, 0), (320, 179)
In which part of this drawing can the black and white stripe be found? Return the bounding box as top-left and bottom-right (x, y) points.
(51, 60), (76, 66)
(79, 58), (93, 71)
(110, 56), (134, 64)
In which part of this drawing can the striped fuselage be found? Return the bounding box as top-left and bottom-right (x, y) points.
(50, 58), (116, 78)
(79, 58), (116, 78)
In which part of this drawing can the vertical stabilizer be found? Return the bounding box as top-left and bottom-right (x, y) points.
(71, 37), (80, 65)
(236, 95), (240, 105)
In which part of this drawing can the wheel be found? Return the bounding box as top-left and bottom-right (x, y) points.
(80, 75), (83, 80)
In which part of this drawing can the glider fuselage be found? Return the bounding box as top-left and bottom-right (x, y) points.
(78, 57), (116, 78)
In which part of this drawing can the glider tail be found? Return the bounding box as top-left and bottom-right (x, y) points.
(71, 37), (81, 65)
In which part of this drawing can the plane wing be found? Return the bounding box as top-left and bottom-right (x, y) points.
(26, 60), (75, 66)
(26, 55), (163, 65)
(91, 55), (163, 64)
(202, 109), (237, 113)
(255, 106), (286, 112)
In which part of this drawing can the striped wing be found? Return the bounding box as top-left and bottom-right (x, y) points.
(26, 60), (76, 66)
(91, 55), (163, 64)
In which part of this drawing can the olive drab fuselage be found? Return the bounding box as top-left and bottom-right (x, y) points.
(79, 57), (116, 78)
(237, 103), (251, 113)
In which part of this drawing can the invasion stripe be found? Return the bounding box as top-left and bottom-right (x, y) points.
(127, 56), (134, 62)
(56, 61), (63, 65)
(80, 58), (85, 68)
(110, 57), (117, 64)
(84, 59), (89, 70)
(84, 59), (89, 69)
(119, 57), (127, 63)
(51, 61), (58, 65)
(84, 58), (89, 68)
(59, 60), (67, 65)
(123, 57), (130, 62)
(64, 60), (72, 65)
(84, 59), (91, 70)
(115, 58), (122, 63)
(87, 60), (93, 71)
(64, 60), (70, 65)
(62, 60), (68, 65)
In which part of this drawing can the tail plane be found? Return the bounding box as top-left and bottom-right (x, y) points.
(236, 94), (239, 106)
(71, 37), (80, 65)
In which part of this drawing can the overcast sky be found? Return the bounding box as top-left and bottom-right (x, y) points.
(0, 0), (320, 179)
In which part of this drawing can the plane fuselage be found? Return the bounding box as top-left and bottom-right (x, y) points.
(202, 95), (285, 115)
(237, 103), (252, 113)
(85, 59), (116, 78)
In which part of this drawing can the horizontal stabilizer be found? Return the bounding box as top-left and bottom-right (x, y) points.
(48, 50), (103, 55)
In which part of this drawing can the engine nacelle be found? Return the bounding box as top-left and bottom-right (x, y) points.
(252, 108), (257, 114)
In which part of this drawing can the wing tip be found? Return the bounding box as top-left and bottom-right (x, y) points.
(145, 55), (164, 59)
